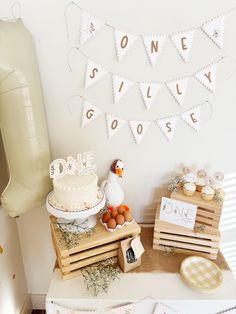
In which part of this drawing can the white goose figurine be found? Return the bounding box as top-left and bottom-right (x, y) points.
(101, 159), (125, 209)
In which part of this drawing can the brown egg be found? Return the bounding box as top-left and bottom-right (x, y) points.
(116, 214), (125, 225)
(117, 206), (125, 214)
(111, 208), (118, 218)
(107, 218), (117, 229)
(102, 211), (111, 223)
(124, 211), (133, 222)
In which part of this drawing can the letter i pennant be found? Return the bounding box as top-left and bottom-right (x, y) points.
(181, 105), (201, 132)
(81, 101), (102, 127)
(112, 74), (134, 103)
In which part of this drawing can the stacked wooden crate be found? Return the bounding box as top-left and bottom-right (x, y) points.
(50, 216), (141, 280)
(153, 191), (223, 260)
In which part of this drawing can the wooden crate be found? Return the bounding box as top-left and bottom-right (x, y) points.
(153, 205), (220, 260)
(171, 191), (222, 230)
(50, 216), (141, 280)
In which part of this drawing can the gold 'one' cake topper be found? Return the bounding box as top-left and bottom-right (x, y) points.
(49, 151), (97, 179)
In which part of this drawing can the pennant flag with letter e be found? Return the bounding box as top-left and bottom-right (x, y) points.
(157, 116), (178, 142)
(170, 29), (196, 62)
(106, 113), (126, 139)
(143, 35), (167, 66)
(181, 105), (201, 132)
(114, 30), (138, 60)
(112, 74), (134, 103)
(201, 15), (225, 48)
(80, 11), (104, 44)
(85, 59), (107, 88)
(195, 63), (217, 92)
(129, 120), (151, 144)
(81, 101), (102, 127)
(166, 77), (189, 106)
(139, 82), (162, 109)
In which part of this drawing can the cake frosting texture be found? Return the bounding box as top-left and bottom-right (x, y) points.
(53, 172), (98, 210)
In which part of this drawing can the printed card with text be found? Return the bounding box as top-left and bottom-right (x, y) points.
(159, 197), (197, 229)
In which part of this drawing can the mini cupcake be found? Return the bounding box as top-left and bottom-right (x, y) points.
(201, 185), (215, 201)
(183, 173), (197, 184)
(196, 177), (206, 192)
(183, 182), (196, 196)
(213, 182), (224, 197)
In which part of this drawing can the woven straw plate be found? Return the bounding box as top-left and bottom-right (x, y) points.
(180, 256), (223, 293)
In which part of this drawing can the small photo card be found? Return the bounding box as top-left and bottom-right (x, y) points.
(159, 197), (197, 229)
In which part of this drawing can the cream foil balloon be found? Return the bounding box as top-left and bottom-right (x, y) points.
(0, 20), (52, 217)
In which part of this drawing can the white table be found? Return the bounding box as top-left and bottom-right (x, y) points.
(46, 269), (236, 313)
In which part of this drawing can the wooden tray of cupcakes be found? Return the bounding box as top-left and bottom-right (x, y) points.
(153, 168), (225, 260)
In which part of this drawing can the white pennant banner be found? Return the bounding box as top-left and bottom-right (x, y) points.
(157, 116), (178, 141)
(195, 63), (217, 92)
(170, 29), (196, 62)
(106, 113), (126, 139)
(139, 82), (162, 109)
(201, 15), (225, 48)
(80, 12), (104, 45)
(181, 105), (201, 132)
(166, 77), (189, 106)
(114, 30), (138, 60)
(111, 303), (134, 313)
(81, 101), (102, 127)
(112, 74), (134, 103)
(143, 35), (167, 66)
(129, 120), (151, 144)
(85, 60), (107, 88)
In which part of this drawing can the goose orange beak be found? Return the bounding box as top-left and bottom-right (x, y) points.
(116, 168), (123, 177)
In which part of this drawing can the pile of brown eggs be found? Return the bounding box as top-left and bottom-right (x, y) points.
(102, 205), (133, 230)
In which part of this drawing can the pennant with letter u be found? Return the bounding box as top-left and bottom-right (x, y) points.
(201, 15), (225, 48)
(80, 12), (104, 44)
(106, 113), (126, 139)
(112, 74), (134, 103)
(129, 120), (151, 144)
(114, 30), (138, 60)
(142, 35), (167, 66)
(170, 29), (196, 62)
(181, 105), (201, 132)
(85, 60), (107, 88)
(81, 101), (102, 127)
(139, 82), (161, 109)
(166, 77), (189, 106)
(195, 63), (217, 92)
(157, 116), (178, 142)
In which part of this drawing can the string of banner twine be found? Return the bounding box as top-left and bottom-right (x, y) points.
(64, 1), (236, 43)
(67, 93), (213, 131)
(67, 46), (236, 85)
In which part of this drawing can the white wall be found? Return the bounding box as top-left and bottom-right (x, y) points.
(1, 0), (236, 299)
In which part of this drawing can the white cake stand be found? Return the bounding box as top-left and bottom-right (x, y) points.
(46, 188), (106, 233)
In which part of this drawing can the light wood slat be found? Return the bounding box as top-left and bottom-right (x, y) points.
(61, 250), (118, 273)
(153, 232), (219, 248)
(195, 216), (219, 228)
(154, 239), (218, 254)
(197, 209), (220, 220)
(60, 242), (120, 266)
(153, 244), (217, 260)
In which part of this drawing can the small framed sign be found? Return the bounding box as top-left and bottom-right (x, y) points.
(159, 197), (197, 229)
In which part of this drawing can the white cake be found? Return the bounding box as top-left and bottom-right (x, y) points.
(52, 172), (98, 210)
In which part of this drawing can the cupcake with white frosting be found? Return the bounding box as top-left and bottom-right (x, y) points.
(183, 182), (196, 196)
(201, 185), (215, 201)
(196, 177), (206, 192)
(183, 173), (197, 184)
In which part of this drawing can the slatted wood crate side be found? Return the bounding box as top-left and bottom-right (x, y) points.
(50, 216), (141, 257)
(153, 244), (217, 260)
(153, 231), (219, 248)
(154, 218), (220, 241)
(58, 241), (119, 266)
(153, 234), (219, 255)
